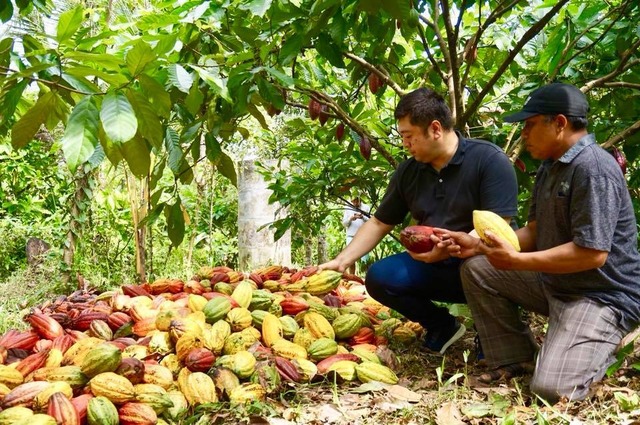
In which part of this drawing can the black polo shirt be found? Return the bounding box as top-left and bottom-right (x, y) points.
(375, 132), (518, 232)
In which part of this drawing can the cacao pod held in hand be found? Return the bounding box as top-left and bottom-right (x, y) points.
(400, 225), (435, 253)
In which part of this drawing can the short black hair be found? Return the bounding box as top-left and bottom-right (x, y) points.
(394, 88), (454, 131)
(542, 114), (588, 130)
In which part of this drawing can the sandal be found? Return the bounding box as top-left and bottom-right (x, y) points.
(477, 361), (535, 384)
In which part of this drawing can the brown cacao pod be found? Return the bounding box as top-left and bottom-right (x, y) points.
(400, 225), (435, 253)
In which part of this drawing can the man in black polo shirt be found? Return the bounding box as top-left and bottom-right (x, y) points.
(320, 87), (518, 354)
(444, 83), (640, 402)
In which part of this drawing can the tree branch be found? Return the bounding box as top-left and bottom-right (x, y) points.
(602, 82), (640, 90)
(460, 0), (520, 90)
(439, 0), (462, 123)
(461, 0), (570, 124)
(416, 20), (447, 84)
(602, 119), (640, 149)
(583, 41), (640, 92)
(343, 53), (406, 97)
(549, 0), (630, 80)
(0, 67), (96, 95)
(292, 88), (398, 168)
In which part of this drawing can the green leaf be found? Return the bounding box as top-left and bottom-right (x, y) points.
(165, 127), (183, 175)
(126, 89), (164, 151)
(262, 66), (295, 87)
(239, 0), (273, 17)
(0, 1), (13, 23)
(64, 52), (123, 71)
(100, 92), (138, 144)
(0, 38), (13, 69)
(381, 0), (411, 20)
(185, 78), (205, 116)
(246, 103), (269, 130)
(279, 34), (304, 66)
(168, 64), (194, 94)
(315, 33), (346, 68)
(126, 40), (157, 76)
(0, 79), (28, 127)
(60, 96), (100, 173)
(57, 6), (84, 45)
(138, 74), (172, 118)
(190, 65), (232, 102)
(217, 151), (237, 187)
(165, 199), (185, 247)
(120, 136), (151, 177)
(11, 91), (56, 149)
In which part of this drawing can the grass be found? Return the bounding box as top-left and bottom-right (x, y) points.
(2, 265), (640, 424)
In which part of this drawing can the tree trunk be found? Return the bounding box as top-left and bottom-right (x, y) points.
(317, 226), (328, 264)
(126, 171), (147, 282)
(304, 236), (313, 265)
(62, 170), (92, 286)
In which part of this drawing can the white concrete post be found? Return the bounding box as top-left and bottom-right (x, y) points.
(237, 159), (291, 270)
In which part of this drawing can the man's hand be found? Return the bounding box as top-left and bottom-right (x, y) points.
(433, 228), (480, 259)
(406, 233), (452, 262)
(477, 230), (519, 269)
(318, 258), (350, 273)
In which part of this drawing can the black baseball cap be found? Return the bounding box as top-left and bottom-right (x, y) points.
(504, 83), (590, 122)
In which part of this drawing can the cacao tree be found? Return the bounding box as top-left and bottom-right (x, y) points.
(2, 0), (639, 254)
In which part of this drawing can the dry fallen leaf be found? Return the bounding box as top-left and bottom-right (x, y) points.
(436, 401), (466, 425)
(387, 384), (422, 403)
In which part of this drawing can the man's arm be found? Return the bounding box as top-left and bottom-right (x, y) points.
(320, 217), (394, 272)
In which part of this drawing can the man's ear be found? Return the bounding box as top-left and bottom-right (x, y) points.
(556, 114), (568, 131)
(430, 120), (443, 138)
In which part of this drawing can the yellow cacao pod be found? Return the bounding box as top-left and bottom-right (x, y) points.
(228, 383), (266, 404)
(231, 280), (253, 308)
(225, 307), (253, 332)
(304, 270), (342, 296)
(89, 372), (136, 404)
(472, 210), (520, 251)
(271, 339), (307, 360)
(261, 313), (284, 348)
(304, 312), (335, 340)
(355, 361), (399, 384)
(326, 360), (359, 381)
(182, 372), (218, 405)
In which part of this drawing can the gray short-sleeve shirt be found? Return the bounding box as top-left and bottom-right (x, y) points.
(530, 134), (640, 329)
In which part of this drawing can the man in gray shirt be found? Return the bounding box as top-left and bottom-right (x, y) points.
(440, 83), (640, 402)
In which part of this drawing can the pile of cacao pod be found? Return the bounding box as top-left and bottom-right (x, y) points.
(0, 264), (424, 424)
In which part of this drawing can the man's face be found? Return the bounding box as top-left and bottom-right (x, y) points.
(397, 116), (437, 163)
(521, 115), (562, 160)
(352, 198), (361, 207)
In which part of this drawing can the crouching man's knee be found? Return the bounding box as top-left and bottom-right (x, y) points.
(530, 370), (592, 404)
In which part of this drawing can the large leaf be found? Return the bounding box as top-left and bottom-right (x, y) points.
(0, 1), (13, 23)
(120, 136), (151, 177)
(0, 38), (12, 68)
(60, 96), (100, 173)
(11, 91), (57, 149)
(126, 40), (157, 76)
(100, 92), (138, 144)
(138, 74), (172, 118)
(190, 65), (232, 102)
(217, 151), (238, 187)
(126, 89), (164, 150)
(239, 0), (273, 17)
(165, 199), (186, 247)
(168, 64), (194, 93)
(57, 6), (84, 45)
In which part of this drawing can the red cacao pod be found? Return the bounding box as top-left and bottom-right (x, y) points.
(336, 123), (345, 141)
(184, 348), (216, 373)
(400, 225), (435, 253)
(308, 99), (322, 120)
(359, 137), (371, 160)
